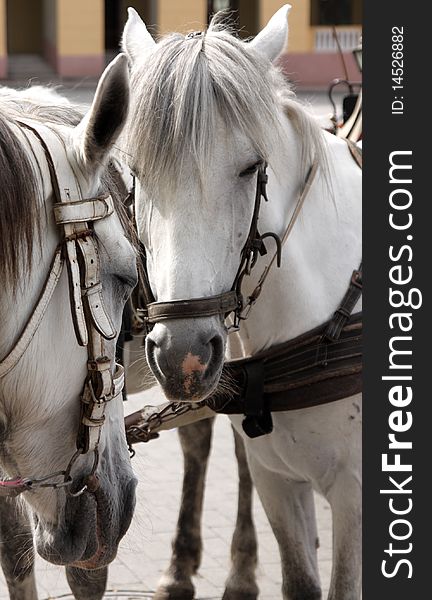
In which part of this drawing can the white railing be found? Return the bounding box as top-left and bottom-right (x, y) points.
(315, 28), (361, 53)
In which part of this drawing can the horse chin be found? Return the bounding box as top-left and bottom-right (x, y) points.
(158, 364), (223, 403)
(73, 479), (137, 569)
(35, 478), (136, 568)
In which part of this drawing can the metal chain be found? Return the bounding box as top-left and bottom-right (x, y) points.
(126, 401), (207, 444)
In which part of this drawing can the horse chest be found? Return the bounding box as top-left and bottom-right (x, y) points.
(231, 395), (362, 485)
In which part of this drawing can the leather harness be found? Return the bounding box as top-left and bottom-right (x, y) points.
(125, 139), (362, 443)
(139, 159), (320, 332)
(0, 120), (125, 497)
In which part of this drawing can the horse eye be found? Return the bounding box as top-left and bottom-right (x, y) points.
(239, 161), (263, 178)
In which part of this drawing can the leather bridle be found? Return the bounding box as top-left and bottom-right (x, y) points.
(138, 159), (319, 333)
(125, 140), (363, 444)
(0, 119), (125, 498)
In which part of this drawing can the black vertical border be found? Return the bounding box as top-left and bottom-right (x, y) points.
(364, 1), (430, 597)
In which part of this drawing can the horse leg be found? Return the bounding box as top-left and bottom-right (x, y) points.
(246, 453), (321, 600)
(154, 417), (215, 600)
(0, 497), (38, 600)
(325, 469), (361, 600)
(65, 566), (108, 600)
(222, 426), (258, 600)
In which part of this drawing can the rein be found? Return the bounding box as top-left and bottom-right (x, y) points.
(0, 119), (125, 498)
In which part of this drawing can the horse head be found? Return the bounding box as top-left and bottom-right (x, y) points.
(0, 54), (137, 568)
(121, 6), (292, 401)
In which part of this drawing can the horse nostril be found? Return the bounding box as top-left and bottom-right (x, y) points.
(209, 334), (223, 357)
(204, 334), (224, 380)
(145, 336), (155, 365)
(146, 336), (157, 354)
(145, 336), (166, 382)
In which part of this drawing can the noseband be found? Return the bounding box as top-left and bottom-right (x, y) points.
(0, 120), (125, 498)
(138, 161), (319, 332)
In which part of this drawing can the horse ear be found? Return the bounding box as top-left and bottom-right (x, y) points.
(122, 7), (156, 63)
(249, 4), (291, 63)
(74, 53), (129, 168)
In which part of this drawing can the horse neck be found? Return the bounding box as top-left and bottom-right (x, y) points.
(228, 117), (362, 358)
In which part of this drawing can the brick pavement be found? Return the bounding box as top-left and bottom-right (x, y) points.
(0, 386), (332, 599)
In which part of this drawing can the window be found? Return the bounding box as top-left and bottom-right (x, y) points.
(105, 1), (156, 51)
(207, 0), (258, 38)
(311, 0), (362, 26)
(208, 0), (239, 16)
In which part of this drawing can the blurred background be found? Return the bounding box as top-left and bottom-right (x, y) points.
(0, 0), (362, 89)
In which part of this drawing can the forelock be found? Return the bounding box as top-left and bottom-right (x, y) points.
(126, 24), (284, 194)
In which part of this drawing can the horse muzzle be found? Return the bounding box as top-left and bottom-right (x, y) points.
(35, 473), (136, 568)
(145, 321), (225, 401)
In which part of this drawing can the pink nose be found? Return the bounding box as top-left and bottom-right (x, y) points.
(145, 325), (224, 401)
(181, 353), (208, 394)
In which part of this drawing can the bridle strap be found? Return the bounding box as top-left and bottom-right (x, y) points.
(53, 194), (114, 224)
(0, 119), (126, 496)
(238, 160), (319, 317)
(0, 248), (64, 379)
(346, 138), (363, 169)
(146, 291), (238, 323)
(139, 160), (319, 331)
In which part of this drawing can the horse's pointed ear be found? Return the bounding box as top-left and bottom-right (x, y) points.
(122, 7), (156, 63)
(74, 53), (129, 168)
(250, 4), (291, 63)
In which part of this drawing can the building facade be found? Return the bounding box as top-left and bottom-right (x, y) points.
(0, 0), (361, 86)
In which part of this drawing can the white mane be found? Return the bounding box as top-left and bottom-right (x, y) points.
(126, 16), (327, 194)
(0, 85), (83, 126)
(0, 84), (71, 104)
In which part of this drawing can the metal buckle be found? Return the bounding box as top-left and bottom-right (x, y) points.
(87, 357), (111, 372)
(185, 31), (203, 39)
(351, 269), (362, 289)
(86, 379), (112, 405)
(239, 300), (255, 322)
(63, 229), (93, 243)
(63, 448), (99, 497)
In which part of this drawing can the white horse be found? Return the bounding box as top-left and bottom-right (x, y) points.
(122, 5), (361, 600)
(0, 55), (137, 599)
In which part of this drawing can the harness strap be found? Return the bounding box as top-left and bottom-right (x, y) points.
(324, 264), (362, 341)
(18, 118), (90, 345)
(139, 158), (320, 330)
(146, 291), (238, 323)
(323, 141), (362, 341)
(125, 140), (363, 443)
(76, 235), (116, 339)
(0, 478), (32, 498)
(124, 313), (362, 445)
(241, 160), (319, 314)
(0, 118), (128, 497)
(235, 140), (362, 435)
(346, 138), (363, 168)
(10, 119), (123, 470)
(0, 248), (64, 379)
(79, 362), (124, 453)
(54, 194), (114, 224)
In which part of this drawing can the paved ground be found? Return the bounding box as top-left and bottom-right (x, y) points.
(0, 74), (336, 599)
(0, 387), (333, 600)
